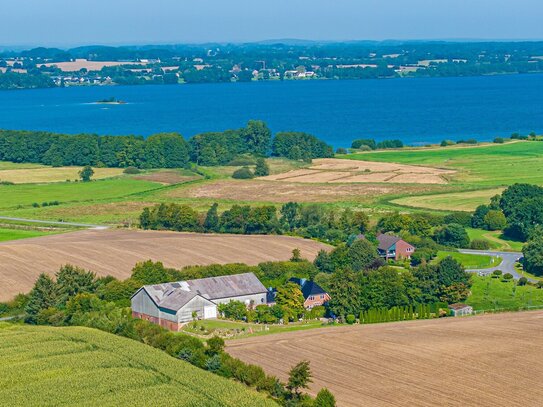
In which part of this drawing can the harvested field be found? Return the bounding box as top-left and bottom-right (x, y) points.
(168, 179), (436, 203)
(42, 59), (144, 72)
(0, 229), (330, 301)
(392, 188), (505, 211)
(132, 171), (201, 185)
(228, 311), (543, 407)
(260, 158), (454, 184)
(0, 167), (124, 184)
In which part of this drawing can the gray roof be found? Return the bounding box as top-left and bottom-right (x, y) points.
(135, 272), (266, 312)
(376, 234), (402, 251)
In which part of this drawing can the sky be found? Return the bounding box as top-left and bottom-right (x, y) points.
(2, 0), (543, 46)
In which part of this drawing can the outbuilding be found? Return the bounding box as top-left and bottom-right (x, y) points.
(448, 303), (473, 317)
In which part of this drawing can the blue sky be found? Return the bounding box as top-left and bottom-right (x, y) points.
(3, 0), (543, 46)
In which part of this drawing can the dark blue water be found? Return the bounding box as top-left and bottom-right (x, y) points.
(1, 74), (542, 147)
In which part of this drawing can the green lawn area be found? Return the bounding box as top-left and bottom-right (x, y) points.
(467, 275), (543, 311)
(432, 251), (501, 269)
(466, 228), (524, 252)
(0, 227), (53, 242)
(182, 318), (330, 339)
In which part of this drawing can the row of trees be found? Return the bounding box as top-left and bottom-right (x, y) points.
(359, 302), (448, 324)
(0, 121), (333, 168)
(140, 202), (370, 244)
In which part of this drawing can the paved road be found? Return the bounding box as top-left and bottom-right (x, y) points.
(0, 216), (108, 230)
(458, 249), (532, 281)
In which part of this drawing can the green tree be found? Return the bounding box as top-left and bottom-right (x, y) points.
(232, 166), (254, 179)
(434, 223), (470, 248)
(523, 236), (543, 276)
(55, 264), (96, 306)
(347, 239), (379, 272)
(275, 282), (305, 321)
(287, 360), (312, 398)
(131, 260), (177, 285)
(254, 157), (270, 176)
(241, 120), (271, 156)
(483, 210), (507, 231)
(327, 268), (361, 317)
(290, 248), (302, 262)
(314, 388), (336, 406)
(206, 336), (225, 355)
(79, 165), (94, 182)
(25, 273), (58, 324)
(204, 203), (220, 232)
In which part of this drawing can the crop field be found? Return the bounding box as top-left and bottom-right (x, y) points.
(390, 188), (503, 211)
(0, 323), (275, 407)
(0, 165), (124, 184)
(263, 158), (455, 184)
(228, 311), (543, 407)
(42, 58), (145, 71)
(0, 229), (330, 301)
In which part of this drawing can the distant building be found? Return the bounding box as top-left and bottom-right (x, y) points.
(448, 303), (473, 317)
(376, 234), (415, 261)
(288, 278), (331, 309)
(131, 273), (268, 331)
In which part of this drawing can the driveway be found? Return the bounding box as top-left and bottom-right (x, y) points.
(458, 249), (531, 281)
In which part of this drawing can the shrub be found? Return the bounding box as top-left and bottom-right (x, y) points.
(440, 140), (455, 146)
(444, 212), (472, 227)
(335, 147), (348, 154)
(351, 139), (376, 150)
(123, 166), (141, 174)
(457, 138), (478, 144)
(494, 137), (505, 144)
(537, 281), (543, 289)
(377, 139), (403, 149)
(518, 277), (528, 286)
(346, 314), (356, 324)
(470, 239), (490, 250)
(503, 273), (514, 280)
(232, 167), (254, 179)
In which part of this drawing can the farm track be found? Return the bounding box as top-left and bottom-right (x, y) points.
(0, 229), (330, 301)
(228, 311), (543, 407)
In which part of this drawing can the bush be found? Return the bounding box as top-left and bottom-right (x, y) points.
(503, 273), (514, 280)
(440, 140), (455, 146)
(494, 137), (505, 144)
(518, 277), (528, 286)
(335, 147), (348, 154)
(232, 166), (254, 179)
(345, 314), (356, 324)
(123, 166), (141, 174)
(377, 139), (403, 149)
(470, 239), (490, 250)
(351, 139), (376, 150)
(457, 138), (478, 144)
(444, 212), (472, 227)
(492, 270), (503, 278)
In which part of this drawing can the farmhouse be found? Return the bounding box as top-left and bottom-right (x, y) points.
(376, 234), (415, 260)
(448, 303), (473, 317)
(131, 273), (267, 331)
(289, 278), (331, 309)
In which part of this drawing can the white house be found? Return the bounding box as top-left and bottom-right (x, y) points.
(131, 273), (267, 331)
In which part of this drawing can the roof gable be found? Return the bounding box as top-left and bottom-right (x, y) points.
(377, 234), (402, 251)
(288, 277), (327, 299)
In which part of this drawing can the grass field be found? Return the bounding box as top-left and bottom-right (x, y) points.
(467, 275), (543, 310)
(0, 323), (275, 407)
(466, 228), (524, 251)
(0, 229), (331, 301)
(182, 318), (329, 339)
(227, 311), (543, 407)
(0, 227), (52, 242)
(432, 251), (500, 269)
(0, 166), (124, 183)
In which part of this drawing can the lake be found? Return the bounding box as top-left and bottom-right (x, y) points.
(1, 74), (542, 147)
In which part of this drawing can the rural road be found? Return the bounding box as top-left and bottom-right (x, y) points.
(458, 249), (532, 281)
(0, 216), (108, 230)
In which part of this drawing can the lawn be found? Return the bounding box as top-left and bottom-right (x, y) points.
(0, 323), (275, 407)
(467, 275), (543, 311)
(432, 251), (500, 269)
(466, 228), (524, 252)
(182, 318), (330, 339)
(0, 227), (53, 242)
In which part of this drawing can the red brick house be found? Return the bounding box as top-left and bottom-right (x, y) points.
(376, 234), (415, 261)
(288, 278), (331, 309)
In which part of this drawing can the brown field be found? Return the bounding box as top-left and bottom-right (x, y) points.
(228, 311), (543, 407)
(42, 59), (144, 72)
(167, 178), (440, 204)
(0, 229), (330, 301)
(261, 158), (454, 185)
(0, 166), (124, 183)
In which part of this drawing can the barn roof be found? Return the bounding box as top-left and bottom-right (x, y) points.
(134, 272), (267, 312)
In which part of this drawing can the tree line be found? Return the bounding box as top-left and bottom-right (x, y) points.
(0, 120), (333, 168)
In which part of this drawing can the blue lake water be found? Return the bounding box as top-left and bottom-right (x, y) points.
(1, 74), (542, 147)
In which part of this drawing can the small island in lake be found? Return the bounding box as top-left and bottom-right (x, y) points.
(95, 97), (126, 104)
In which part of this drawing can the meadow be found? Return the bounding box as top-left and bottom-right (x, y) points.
(0, 227), (52, 242)
(432, 251), (499, 269)
(0, 323), (275, 407)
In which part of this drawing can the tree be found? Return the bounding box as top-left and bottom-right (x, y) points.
(287, 360), (312, 398)
(206, 336), (225, 355)
(232, 166), (254, 179)
(327, 268), (361, 317)
(290, 248), (303, 262)
(254, 157), (270, 177)
(483, 210), (506, 231)
(241, 120), (271, 156)
(55, 264), (96, 306)
(275, 282), (305, 321)
(25, 273), (58, 324)
(347, 238), (379, 272)
(471, 205), (490, 229)
(203, 203), (220, 232)
(523, 236), (543, 276)
(314, 388), (336, 407)
(131, 260), (177, 285)
(79, 165), (94, 182)
(434, 223), (470, 248)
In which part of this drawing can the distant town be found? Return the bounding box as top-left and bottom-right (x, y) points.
(2, 40), (543, 89)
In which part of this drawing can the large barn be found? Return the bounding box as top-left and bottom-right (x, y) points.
(131, 272), (267, 331)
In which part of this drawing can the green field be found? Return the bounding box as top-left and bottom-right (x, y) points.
(0, 227), (52, 242)
(0, 323), (276, 407)
(432, 251), (500, 269)
(466, 228), (524, 252)
(347, 141), (543, 211)
(467, 275), (543, 311)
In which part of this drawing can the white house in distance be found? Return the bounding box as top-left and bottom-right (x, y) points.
(131, 273), (267, 331)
